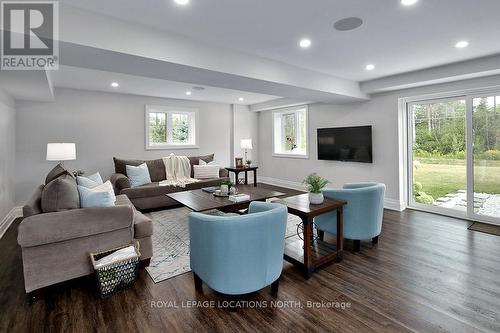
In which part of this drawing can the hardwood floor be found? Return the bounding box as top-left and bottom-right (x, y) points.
(1, 185), (500, 332)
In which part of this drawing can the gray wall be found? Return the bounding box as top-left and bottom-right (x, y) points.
(258, 75), (500, 205)
(15, 88), (232, 203)
(0, 89), (16, 221)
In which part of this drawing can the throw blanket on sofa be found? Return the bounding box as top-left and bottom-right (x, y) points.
(160, 154), (200, 188)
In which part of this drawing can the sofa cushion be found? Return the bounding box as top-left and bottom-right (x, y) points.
(114, 157), (166, 182)
(122, 177), (226, 199)
(23, 185), (44, 217)
(134, 210), (153, 238)
(188, 154), (214, 177)
(41, 174), (80, 212)
(114, 194), (152, 238)
(45, 163), (74, 185)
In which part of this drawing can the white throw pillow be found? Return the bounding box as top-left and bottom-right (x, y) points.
(193, 165), (220, 179)
(78, 181), (116, 208)
(199, 159), (216, 166)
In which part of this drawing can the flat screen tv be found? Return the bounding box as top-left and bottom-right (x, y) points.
(317, 126), (372, 163)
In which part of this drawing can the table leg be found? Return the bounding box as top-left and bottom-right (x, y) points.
(302, 217), (314, 278)
(244, 171), (248, 184)
(336, 207), (344, 262)
(234, 171), (239, 184)
(253, 169), (257, 187)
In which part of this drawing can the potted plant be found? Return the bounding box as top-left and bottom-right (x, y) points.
(221, 179), (234, 195)
(303, 173), (329, 204)
(245, 159), (252, 167)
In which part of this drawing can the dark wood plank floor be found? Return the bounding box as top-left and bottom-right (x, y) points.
(1, 184), (500, 332)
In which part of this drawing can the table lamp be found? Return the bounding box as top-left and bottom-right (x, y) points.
(46, 143), (76, 166)
(240, 139), (253, 164)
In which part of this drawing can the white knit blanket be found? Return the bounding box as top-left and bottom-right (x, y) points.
(159, 154), (200, 188)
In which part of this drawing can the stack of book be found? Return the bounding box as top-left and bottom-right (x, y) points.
(228, 193), (250, 202)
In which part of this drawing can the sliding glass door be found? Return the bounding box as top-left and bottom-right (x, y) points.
(408, 92), (500, 224)
(471, 95), (500, 220)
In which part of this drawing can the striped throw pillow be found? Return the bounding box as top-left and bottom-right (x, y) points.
(193, 165), (219, 179)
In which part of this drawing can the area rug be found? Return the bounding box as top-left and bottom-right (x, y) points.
(145, 207), (302, 283)
(468, 222), (500, 236)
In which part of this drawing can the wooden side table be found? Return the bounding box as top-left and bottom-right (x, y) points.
(280, 193), (347, 279)
(225, 166), (258, 187)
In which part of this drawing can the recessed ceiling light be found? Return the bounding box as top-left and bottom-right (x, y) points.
(299, 38), (311, 48)
(365, 64), (375, 71)
(185, 91), (192, 96)
(111, 82), (119, 88)
(174, 0), (189, 5)
(401, 0), (418, 6)
(238, 97), (244, 102)
(455, 41), (469, 49)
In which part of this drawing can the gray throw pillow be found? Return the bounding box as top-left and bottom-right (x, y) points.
(41, 174), (80, 212)
(45, 163), (74, 185)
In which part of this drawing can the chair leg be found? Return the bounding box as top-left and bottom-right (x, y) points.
(317, 230), (325, 241)
(271, 278), (280, 297)
(353, 240), (361, 252)
(372, 236), (379, 245)
(193, 272), (203, 291)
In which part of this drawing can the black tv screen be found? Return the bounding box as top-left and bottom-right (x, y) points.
(317, 126), (372, 163)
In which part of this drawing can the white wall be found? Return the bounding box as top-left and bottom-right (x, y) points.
(0, 89), (16, 222)
(233, 104), (258, 165)
(15, 88), (232, 204)
(258, 75), (500, 209)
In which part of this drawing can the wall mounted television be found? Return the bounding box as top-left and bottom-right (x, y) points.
(317, 126), (373, 163)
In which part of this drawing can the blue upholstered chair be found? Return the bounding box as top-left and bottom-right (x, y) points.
(188, 201), (288, 296)
(315, 183), (386, 252)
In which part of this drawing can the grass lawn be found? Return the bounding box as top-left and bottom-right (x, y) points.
(413, 158), (500, 199)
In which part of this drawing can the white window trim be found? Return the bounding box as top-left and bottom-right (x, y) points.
(145, 105), (199, 150)
(272, 105), (309, 159)
(399, 84), (500, 226)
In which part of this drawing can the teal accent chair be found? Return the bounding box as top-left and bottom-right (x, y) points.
(188, 202), (288, 296)
(315, 183), (386, 252)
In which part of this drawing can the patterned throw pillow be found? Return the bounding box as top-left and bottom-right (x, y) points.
(126, 163), (152, 187)
(78, 181), (116, 208)
(193, 165), (220, 179)
(77, 172), (104, 188)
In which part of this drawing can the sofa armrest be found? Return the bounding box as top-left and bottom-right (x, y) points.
(18, 205), (134, 248)
(219, 168), (228, 178)
(111, 173), (131, 194)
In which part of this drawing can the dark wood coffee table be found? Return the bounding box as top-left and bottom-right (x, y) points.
(279, 193), (347, 278)
(166, 185), (285, 212)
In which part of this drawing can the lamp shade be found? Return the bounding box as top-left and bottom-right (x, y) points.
(46, 143), (76, 161)
(240, 139), (253, 150)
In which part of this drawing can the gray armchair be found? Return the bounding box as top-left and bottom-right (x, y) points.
(18, 191), (153, 295)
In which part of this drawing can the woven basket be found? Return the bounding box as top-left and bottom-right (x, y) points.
(90, 242), (141, 298)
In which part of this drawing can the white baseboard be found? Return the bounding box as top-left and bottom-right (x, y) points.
(0, 206), (23, 239)
(259, 176), (406, 211)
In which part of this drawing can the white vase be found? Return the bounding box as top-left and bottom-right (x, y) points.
(220, 185), (229, 194)
(309, 192), (324, 205)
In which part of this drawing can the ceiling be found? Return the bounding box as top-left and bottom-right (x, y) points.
(52, 66), (280, 105)
(62, 0), (500, 81)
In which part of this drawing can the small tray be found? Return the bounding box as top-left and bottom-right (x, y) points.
(213, 192), (230, 197)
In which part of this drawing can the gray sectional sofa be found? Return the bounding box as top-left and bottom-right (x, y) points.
(18, 164), (153, 295)
(111, 154), (229, 210)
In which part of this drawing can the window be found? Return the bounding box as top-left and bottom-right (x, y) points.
(145, 105), (198, 149)
(273, 106), (308, 158)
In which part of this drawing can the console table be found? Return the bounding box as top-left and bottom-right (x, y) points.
(225, 166), (258, 187)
